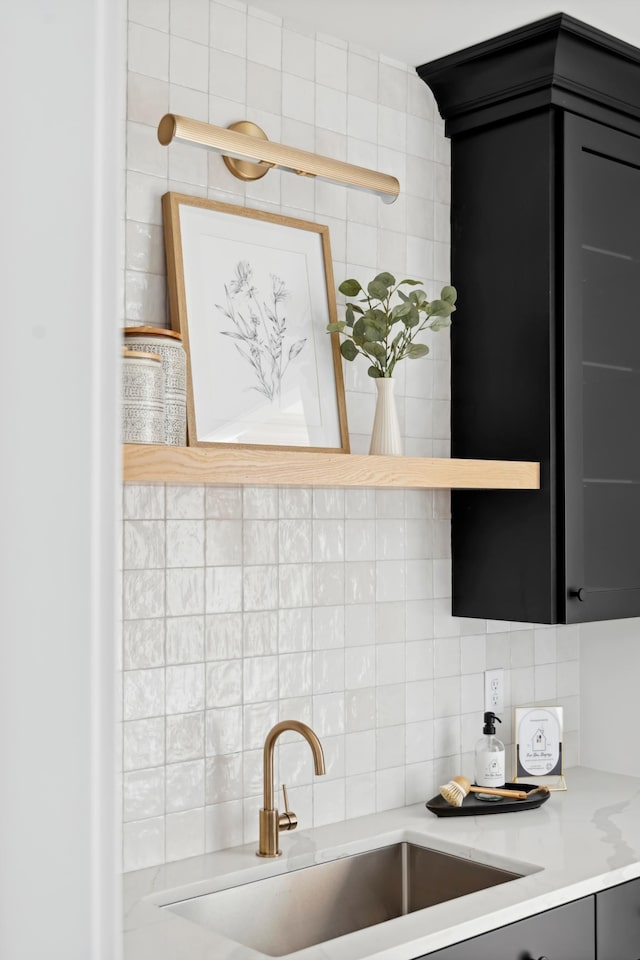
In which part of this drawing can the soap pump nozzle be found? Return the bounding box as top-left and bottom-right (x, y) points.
(483, 711), (502, 735)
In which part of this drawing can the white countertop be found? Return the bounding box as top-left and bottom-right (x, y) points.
(123, 767), (640, 960)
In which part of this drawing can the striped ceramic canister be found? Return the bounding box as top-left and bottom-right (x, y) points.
(124, 326), (187, 445)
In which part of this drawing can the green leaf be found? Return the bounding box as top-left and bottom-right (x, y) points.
(373, 271), (396, 288)
(397, 289), (409, 302)
(364, 317), (387, 339)
(390, 302), (413, 321)
(326, 321), (346, 333)
(357, 312), (387, 339)
(350, 303), (364, 315)
(345, 304), (355, 327)
(402, 305), (421, 328)
(362, 341), (386, 359)
(367, 280), (389, 300)
(367, 366), (382, 378)
(398, 278), (422, 286)
(353, 317), (367, 340)
(407, 343), (429, 359)
(430, 317), (452, 331)
(340, 340), (359, 361)
(441, 285), (457, 305)
(409, 289), (428, 308)
(339, 279), (362, 297)
(427, 299), (454, 317)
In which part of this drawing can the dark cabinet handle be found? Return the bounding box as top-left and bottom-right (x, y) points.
(569, 587), (586, 601)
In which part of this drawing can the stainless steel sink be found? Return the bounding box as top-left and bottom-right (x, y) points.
(163, 841), (524, 956)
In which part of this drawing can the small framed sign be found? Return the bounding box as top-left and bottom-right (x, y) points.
(514, 705), (567, 791)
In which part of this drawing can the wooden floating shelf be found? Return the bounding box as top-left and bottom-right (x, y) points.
(123, 445), (540, 490)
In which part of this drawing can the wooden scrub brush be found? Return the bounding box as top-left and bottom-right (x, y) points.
(439, 775), (550, 807)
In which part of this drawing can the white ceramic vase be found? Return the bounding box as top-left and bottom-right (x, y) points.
(369, 377), (403, 456)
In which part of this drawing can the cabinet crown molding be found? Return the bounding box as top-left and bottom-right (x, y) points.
(417, 13), (640, 136)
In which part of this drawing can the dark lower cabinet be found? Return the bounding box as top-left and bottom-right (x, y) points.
(414, 895), (594, 959)
(409, 878), (640, 959)
(596, 877), (640, 960)
(418, 14), (640, 624)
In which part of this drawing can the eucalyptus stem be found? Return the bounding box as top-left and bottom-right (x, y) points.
(327, 272), (457, 380)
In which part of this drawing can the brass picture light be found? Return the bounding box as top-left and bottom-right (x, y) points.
(157, 114), (400, 203)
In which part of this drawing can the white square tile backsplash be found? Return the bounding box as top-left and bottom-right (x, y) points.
(121, 0), (581, 870)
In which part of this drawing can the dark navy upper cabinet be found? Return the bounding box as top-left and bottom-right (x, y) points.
(418, 14), (640, 624)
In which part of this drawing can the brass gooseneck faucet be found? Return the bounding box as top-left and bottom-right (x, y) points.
(258, 720), (325, 858)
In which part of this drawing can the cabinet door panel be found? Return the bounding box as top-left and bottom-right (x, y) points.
(580, 149), (640, 258)
(416, 895), (594, 959)
(583, 366), (640, 480)
(583, 484), (640, 589)
(582, 251), (640, 369)
(597, 877), (640, 960)
(564, 114), (640, 622)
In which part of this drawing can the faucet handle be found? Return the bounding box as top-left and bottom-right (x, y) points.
(278, 783), (298, 832)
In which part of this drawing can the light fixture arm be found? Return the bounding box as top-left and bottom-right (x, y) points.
(157, 113), (400, 203)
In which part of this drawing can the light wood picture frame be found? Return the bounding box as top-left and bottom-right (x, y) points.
(513, 705), (567, 791)
(162, 193), (350, 453)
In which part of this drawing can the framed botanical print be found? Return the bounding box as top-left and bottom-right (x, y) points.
(162, 193), (349, 453)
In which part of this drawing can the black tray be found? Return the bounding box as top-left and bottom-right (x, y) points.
(426, 781), (550, 817)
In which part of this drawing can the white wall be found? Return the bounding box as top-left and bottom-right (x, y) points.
(0, 1), (123, 957)
(247, 0), (640, 71)
(580, 620), (640, 776)
(121, 0), (581, 872)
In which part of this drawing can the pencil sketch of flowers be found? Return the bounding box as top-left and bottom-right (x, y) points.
(215, 261), (307, 403)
